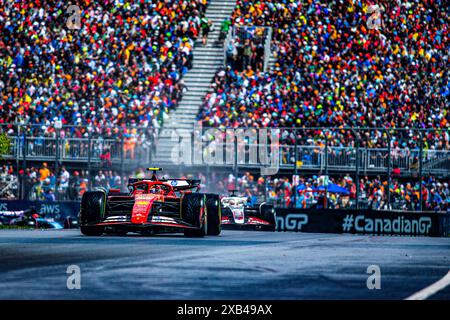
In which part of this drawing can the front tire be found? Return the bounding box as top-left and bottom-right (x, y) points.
(182, 193), (207, 237)
(79, 191), (106, 236)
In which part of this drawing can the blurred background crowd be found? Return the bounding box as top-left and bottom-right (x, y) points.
(0, 0), (209, 142)
(198, 0), (449, 151)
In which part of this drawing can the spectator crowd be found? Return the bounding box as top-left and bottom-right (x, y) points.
(209, 171), (450, 213)
(198, 0), (449, 151)
(0, 162), (123, 201)
(0, 0), (210, 143)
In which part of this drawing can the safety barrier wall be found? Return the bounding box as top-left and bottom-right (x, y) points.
(275, 208), (450, 237)
(1, 200), (449, 237)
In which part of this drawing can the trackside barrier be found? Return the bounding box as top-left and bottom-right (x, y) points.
(275, 208), (450, 237)
(1, 200), (449, 237)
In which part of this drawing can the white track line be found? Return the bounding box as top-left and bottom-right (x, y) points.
(405, 270), (450, 300)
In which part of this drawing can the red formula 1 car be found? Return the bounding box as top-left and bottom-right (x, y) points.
(78, 168), (221, 237)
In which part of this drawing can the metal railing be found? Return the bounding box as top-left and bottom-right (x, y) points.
(159, 127), (450, 178)
(0, 123), (157, 166)
(166, 139), (450, 175)
(4, 136), (149, 164)
(2, 126), (449, 178)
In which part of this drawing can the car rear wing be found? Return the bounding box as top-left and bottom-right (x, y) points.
(128, 168), (201, 191)
(127, 178), (201, 191)
(160, 179), (201, 191)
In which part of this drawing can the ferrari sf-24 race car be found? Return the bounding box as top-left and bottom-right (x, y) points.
(78, 168), (221, 237)
(221, 191), (276, 231)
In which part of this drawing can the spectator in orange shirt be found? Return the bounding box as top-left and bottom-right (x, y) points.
(39, 163), (50, 182)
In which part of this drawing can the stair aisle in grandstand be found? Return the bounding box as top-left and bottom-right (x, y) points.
(153, 0), (236, 164)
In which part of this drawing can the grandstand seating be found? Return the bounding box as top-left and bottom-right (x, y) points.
(197, 0), (449, 152)
(0, 0), (208, 137)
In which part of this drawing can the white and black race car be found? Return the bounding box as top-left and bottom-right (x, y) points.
(220, 191), (276, 231)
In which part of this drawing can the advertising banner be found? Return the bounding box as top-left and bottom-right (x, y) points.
(276, 208), (450, 237)
(0, 200), (80, 222)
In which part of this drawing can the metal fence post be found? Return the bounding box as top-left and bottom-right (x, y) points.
(15, 136), (20, 199)
(120, 132), (125, 191)
(21, 131), (27, 200)
(324, 130), (329, 210)
(387, 130), (391, 210)
(355, 132), (360, 209)
(55, 129), (60, 200)
(325, 132), (329, 176)
(419, 130), (423, 211)
(88, 135), (92, 190)
(234, 132), (238, 191)
(293, 129), (298, 208)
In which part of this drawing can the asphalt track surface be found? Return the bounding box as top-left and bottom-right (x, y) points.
(0, 229), (449, 300)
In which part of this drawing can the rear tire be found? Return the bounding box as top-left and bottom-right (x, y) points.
(182, 193), (207, 237)
(79, 191), (106, 236)
(205, 194), (221, 236)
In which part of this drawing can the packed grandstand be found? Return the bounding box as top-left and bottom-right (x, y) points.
(1, 0), (207, 134)
(0, 0), (448, 212)
(198, 0), (449, 148)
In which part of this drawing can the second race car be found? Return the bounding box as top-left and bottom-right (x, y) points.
(221, 191), (276, 231)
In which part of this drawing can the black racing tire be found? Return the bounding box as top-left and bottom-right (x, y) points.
(182, 193), (207, 237)
(79, 191), (106, 236)
(205, 193), (221, 236)
(260, 203), (276, 231)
